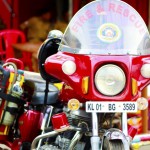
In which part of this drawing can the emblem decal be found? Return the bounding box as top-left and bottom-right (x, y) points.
(97, 23), (121, 43)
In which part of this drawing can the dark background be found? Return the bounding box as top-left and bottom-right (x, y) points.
(0, 0), (149, 29)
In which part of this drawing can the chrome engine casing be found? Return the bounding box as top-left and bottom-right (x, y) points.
(38, 108), (89, 150)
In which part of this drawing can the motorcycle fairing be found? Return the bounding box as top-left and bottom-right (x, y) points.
(45, 52), (150, 102)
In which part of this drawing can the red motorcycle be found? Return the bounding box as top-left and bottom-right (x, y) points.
(0, 58), (59, 150)
(31, 0), (150, 150)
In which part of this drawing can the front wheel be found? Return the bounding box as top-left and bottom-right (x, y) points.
(103, 138), (125, 150)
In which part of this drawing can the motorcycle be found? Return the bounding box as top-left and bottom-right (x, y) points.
(31, 0), (150, 150)
(0, 58), (60, 150)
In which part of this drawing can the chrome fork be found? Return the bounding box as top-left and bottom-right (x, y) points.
(91, 112), (100, 150)
(122, 112), (131, 147)
(37, 106), (53, 149)
(122, 112), (128, 136)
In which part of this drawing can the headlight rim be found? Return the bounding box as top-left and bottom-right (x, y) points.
(94, 64), (126, 96)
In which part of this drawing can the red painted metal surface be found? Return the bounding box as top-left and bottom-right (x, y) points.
(45, 52), (150, 103)
(18, 110), (43, 142)
(52, 113), (69, 130)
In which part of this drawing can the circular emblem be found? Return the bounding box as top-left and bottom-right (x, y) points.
(68, 98), (80, 111)
(97, 23), (121, 43)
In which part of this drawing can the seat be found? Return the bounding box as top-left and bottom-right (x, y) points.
(0, 29), (33, 71)
(24, 80), (59, 105)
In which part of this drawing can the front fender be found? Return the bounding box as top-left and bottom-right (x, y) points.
(101, 128), (130, 150)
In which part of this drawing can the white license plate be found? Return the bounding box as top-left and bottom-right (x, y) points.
(86, 101), (137, 113)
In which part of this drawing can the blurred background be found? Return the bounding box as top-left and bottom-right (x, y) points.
(0, 0), (149, 30)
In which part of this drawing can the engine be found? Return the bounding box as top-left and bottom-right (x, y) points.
(38, 108), (91, 150)
(38, 107), (120, 150)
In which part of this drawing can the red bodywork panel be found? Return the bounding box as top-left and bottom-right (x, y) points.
(45, 52), (150, 103)
(18, 110), (43, 142)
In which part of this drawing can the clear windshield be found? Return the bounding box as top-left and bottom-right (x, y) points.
(59, 0), (150, 55)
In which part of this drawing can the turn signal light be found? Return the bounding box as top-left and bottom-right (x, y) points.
(62, 60), (76, 75)
(54, 83), (63, 90)
(82, 76), (89, 94)
(132, 78), (138, 96)
(141, 64), (150, 78)
(137, 97), (148, 110)
(68, 99), (80, 111)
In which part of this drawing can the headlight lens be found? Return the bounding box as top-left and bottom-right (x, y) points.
(95, 64), (126, 96)
(62, 60), (76, 75)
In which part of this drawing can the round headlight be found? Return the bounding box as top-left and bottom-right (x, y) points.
(95, 64), (126, 96)
(62, 60), (76, 75)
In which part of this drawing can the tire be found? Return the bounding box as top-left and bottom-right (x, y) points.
(103, 138), (125, 150)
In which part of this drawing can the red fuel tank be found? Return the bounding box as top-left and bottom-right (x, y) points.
(18, 110), (43, 142)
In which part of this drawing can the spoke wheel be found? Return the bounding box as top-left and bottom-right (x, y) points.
(103, 138), (125, 150)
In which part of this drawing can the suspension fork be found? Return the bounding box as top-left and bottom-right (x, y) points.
(122, 112), (128, 136)
(91, 112), (100, 150)
(37, 106), (53, 149)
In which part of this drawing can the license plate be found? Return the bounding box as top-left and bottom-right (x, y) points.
(86, 101), (137, 113)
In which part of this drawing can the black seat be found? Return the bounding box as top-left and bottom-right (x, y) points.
(24, 80), (59, 105)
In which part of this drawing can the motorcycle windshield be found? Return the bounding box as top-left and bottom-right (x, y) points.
(59, 0), (150, 55)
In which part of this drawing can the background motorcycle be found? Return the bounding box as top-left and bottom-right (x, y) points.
(0, 58), (59, 150)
